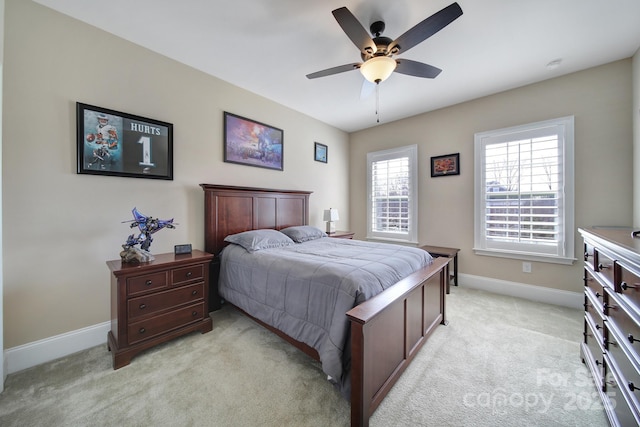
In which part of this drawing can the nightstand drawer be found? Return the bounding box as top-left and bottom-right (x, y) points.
(128, 283), (204, 320)
(128, 302), (205, 345)
(171, 264), (205, 286)
(127, 271), (168, 296)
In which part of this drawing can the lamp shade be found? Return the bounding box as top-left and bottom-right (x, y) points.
(323, 208), (339, 222)
(360, 56), (397, 83)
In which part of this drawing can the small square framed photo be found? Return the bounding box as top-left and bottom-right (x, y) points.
(314, 142), (327, 163)
(431, 153), (460, 177)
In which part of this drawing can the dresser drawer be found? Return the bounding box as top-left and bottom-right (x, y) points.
(584, 316), (605, 386)
(128, 283), (205, 320)
(127, 271), (168, 296)
(594, 249), (615, 287)
(606, 290), (640, 362)
(607, 328), (640, 410)
(619, 263), (640, 308)
(171, 264), (205, 286)
(585, 295), (605, 345)
(584, 269), (605, 311)
(128, 302), (206, 345)
(604, 354), (640, 427)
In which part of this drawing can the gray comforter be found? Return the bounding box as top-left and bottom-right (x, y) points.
(218, 237), (433, 396)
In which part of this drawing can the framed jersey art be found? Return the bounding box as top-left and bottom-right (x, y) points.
(76, 102), (173, 180)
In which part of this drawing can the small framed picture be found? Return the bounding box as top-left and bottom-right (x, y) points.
(431, 153), (460, 177)
(314, 142), (328, 163)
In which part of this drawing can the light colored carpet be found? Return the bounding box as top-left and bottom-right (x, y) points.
(0, 287), (609, 426)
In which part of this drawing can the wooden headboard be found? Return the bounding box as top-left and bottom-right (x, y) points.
(200, 184), (312, 256)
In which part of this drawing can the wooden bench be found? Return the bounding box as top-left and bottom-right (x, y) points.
(421, 245), (460, 294)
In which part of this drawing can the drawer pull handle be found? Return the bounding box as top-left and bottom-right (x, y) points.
(139, 327), (146, 334)
(607, 340), (618, 348)
(145, 280), (152, 286)
(186, 272), (193, 277)
(139, 303), (146, 310)
(621, 282), (638, 291)
(584, 277), (593, 282)
(629, 382), (640, 392)
(192, 311), (198, 317)
(595, 324), (601, 330)
(628, 334), (640, 344)
(598, 263), (610, 270)
(192, 290), (198, 296)
(583, 302), (592, 309)
(584, 252), (592, 259)
(595, 292), (601, 298)
(604, 303), (617, 311)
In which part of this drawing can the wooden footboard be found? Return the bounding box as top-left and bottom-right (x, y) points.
(346, 256), (449, 427)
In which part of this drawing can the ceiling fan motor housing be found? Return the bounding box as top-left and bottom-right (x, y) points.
(362, 21), (396, 59)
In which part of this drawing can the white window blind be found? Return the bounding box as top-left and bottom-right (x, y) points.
(367, 145), (418, 243)
(474, 117), (575, 264)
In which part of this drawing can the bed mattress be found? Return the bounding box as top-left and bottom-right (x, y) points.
(218, 237), (433, 395)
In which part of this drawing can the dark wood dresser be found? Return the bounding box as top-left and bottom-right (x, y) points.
(579, 227), (640, 426)
(107, 250), (214, 369)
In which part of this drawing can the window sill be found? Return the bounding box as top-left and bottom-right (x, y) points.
(473, 248), (576, 265)
(366, 236), (420, 247)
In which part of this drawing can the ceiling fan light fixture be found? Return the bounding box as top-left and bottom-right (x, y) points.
(360, 56), (397, 84)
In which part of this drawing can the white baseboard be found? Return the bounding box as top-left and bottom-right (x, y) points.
(2, 275), (582, 375)
(457, 273), (583, 310)
(4, 321), (110, 375)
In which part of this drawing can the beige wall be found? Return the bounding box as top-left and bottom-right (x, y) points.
(2, 0), (349, 348)
(350, 60), (633, 293)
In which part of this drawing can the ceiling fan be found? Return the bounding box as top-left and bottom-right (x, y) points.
(306, 3), (463, 85)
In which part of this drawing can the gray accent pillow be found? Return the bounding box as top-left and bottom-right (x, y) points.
(224, 229), (294, 252)
(280, 225), (327, 243)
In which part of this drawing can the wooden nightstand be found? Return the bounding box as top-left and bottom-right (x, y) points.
(106, 250), (214, 369)
(420, 245), (459, 294)
(327, 230), (355, 239)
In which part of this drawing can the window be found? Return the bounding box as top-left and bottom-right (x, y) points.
(367, 144), (418, 244)
(474, 116), (575, 264)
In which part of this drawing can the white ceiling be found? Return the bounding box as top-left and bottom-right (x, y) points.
(33, 0), (640, 133)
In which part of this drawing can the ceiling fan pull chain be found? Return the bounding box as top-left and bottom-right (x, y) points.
(376, 83), (380, 123)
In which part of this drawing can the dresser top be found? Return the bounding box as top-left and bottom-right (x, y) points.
(107, 249), (213, 275)
(579, 227), (640, 264)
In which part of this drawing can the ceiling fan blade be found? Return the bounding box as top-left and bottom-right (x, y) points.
(388, 2), (463, 55)
(306, 63), (361, 79)
(394, 59), (442, 78)
(332, 7), (376, 54)
(360, 79), (375, 99)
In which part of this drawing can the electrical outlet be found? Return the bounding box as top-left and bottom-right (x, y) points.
(522, 262), (532, 273)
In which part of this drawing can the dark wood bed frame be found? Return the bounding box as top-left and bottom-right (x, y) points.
(201, 184), (448, 427)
